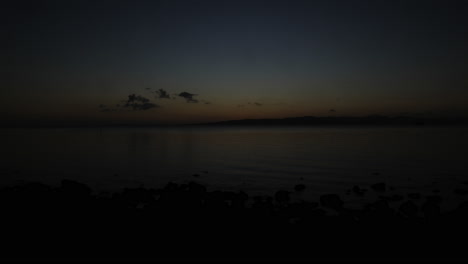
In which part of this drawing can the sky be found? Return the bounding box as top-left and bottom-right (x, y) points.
(1, 0), (468, 125)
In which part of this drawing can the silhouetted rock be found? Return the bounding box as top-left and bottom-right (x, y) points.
(371, 182), (386, 192)
(163, 182), (179, 192)
(454, 189), (468, 195)
(399, 200), (418, 218)
(231, 191), (248, 208)
(60, 179), (92, 196)
(187, 181), (207, 196)
(294, 184), (306, 192)
(455, 201), (468, 217)
(352, 185), (366, 196)
(426, 195), (442, 203)
(364, 199), (393, 218)
(275, 190), (290, 204)
(2, 177), (468, 261)
(421, 195), (442, 218)
(379, 194), (404, 202)
(118, 187), (155, 208)
(408, 193), (421, 200)
(320, 194), (343, 211)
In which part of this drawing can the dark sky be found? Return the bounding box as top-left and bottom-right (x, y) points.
(2, 0), (468, 125)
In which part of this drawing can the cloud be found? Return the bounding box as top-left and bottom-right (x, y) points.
(99, 94), (159, 113)
(124, 94), (159, 111)
(178, 92), (198, 103)
(254, 102), (262, 106)
(155, 89), (171, 99)
(127, 94), (150, 104)
(329, 109), (336, 113)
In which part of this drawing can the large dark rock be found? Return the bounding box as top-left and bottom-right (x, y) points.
(379, 194), (404, 202)
(60, 179), (92, 196)
(371, 182), (386, 192)
(454, 189), (468, 196)
(320, 194), (344, 211)
(352, 185), (366, 196)
(407, 193), (421, 200)
(399, 200), (418, 218)
(275, 190), (291, 204)
(294, 184), (306, 192)
(422, 195), (442, 218)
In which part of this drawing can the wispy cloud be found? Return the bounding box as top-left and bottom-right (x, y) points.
(124, 94), (159, 110)
(178, 92), (198, 103)
(155, 89), (171, 99)
(98, 104), (118, 112)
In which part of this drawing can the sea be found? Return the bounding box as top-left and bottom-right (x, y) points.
(1, 126), (468, 210)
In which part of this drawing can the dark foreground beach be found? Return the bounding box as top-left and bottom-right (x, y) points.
(1, 178), (468, 261)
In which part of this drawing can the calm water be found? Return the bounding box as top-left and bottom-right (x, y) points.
(1, 126), (468, 208)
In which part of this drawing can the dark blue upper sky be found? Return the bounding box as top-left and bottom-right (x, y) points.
(2, 0), (468, 124)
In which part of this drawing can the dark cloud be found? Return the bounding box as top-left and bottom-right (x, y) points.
(145, 87), (151, 90)
(201, 100), (211, 105)
(155, 89), (170, 99)
(178, 92), (198, 103)
(127, 94), (150, 104)
(99, 94), (159, 113)
(124, 94), (159, 111)
(254, 102), (262, 106)
(329, 109), (336, 113)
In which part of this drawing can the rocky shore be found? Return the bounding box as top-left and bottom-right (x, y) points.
(1, 178), (468, 261)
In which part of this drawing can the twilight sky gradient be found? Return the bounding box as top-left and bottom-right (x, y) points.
(2, 0), (468, 125)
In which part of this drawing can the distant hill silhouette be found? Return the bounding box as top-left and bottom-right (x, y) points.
(197, 115), (468, 127)
(2, 115), (467, 128)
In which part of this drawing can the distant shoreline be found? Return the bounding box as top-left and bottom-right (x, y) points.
(2, 115), (468, 128)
